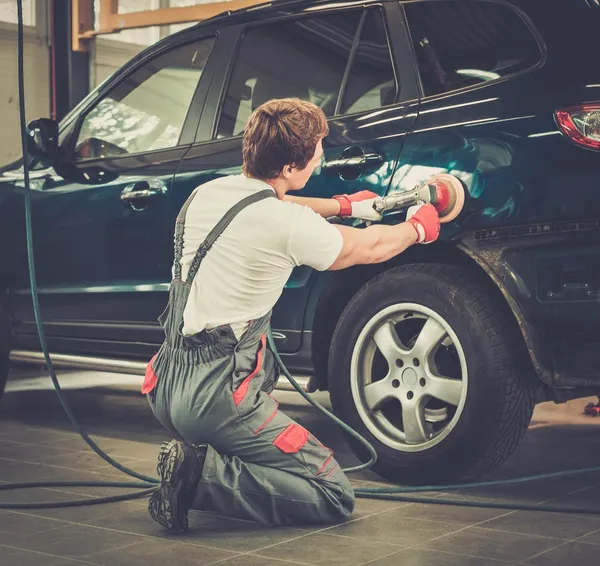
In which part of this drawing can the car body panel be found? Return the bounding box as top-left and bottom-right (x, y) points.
(386, 0), (600, 384)
(1, 28), (221, 357)
(0, 0), (598, 390)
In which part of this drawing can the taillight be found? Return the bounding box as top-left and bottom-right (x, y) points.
(555, 104), (600, 151)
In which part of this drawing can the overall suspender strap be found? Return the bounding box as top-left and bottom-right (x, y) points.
(186, 189), (276, 285)
(173, 187), (200, 282)
(174, 188), (276, 285)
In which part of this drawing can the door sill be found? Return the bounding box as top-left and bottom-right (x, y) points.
(9, 349), (317, 392)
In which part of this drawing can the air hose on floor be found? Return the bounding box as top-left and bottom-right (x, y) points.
(4, 0), (600, 515)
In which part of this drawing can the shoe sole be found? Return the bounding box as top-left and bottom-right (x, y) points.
(148, 440), (188, 533)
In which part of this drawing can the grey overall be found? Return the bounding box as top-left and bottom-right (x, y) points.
(146, 188), (355, 526)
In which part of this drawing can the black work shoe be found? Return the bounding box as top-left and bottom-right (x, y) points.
(148, 439), (205, 533)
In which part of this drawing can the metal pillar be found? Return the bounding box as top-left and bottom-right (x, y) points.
(50, 0), (90, 121)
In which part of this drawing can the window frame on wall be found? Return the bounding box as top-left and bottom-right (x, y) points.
(61, 35), (217, 163)
(209, 4), (400, 142)
(95, 0), (162, 46)
(400, 0), (546, 100)
(0, 0), (48, 44)
(0, 0), (35, 26)
(94, 1), (217, 47)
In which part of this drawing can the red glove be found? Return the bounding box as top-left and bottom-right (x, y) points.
(333, 190), (381, 221)
(406, 204), (440, 244)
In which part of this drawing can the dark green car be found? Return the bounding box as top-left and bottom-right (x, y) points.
(1, 0), (599, 484)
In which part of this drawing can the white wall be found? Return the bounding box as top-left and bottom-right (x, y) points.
(90, 0), (198, 90)
(0, 20), (49, 168)
(92, 38), (147, 89)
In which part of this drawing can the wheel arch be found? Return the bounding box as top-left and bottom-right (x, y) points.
(309, 240), (547, 392)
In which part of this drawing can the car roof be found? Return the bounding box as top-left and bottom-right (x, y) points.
(169, 0), (599, 37)
(169, 0), (375, 34)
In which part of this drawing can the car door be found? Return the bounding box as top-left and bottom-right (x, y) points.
(171, 2), (420, 365)
(395, 0), (600, 374)
(9, 34), (217, 359)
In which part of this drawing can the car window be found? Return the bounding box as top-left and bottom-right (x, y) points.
(74, 38), (215, 160)
(216, 11), (363, 139)
(404, 0), (542, 97)
(340, 9), (397, 115)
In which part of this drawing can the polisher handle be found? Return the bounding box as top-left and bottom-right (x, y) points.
(372, 183), (436, 214)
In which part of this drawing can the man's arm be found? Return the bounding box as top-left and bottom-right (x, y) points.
(328, 204), (440, 271)
(283, 190), (381, 221)
(329, 223), (418, 270)
(283, 195), (340, 218)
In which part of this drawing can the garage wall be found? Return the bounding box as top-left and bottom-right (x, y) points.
(92, 38), (147, 89)
(0, 21), (49, 168)
(90, 0), (198, 90)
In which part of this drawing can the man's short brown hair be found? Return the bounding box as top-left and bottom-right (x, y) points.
(242, 98), (329, 180)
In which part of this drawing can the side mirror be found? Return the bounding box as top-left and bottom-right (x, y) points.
(26, 118), (59, 166)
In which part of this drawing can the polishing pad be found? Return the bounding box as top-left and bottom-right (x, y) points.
(428, 174), (466, 224)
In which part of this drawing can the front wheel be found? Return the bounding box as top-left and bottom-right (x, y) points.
(328, 263), (535, 484)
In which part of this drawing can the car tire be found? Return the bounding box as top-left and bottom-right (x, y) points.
(0, 302), (9, 402)
(328, 263), (535, 484)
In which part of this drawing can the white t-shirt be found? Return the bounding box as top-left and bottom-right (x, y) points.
(178, 175), (344, 339)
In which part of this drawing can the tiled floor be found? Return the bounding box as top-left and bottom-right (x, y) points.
(2, 368), (600, 565)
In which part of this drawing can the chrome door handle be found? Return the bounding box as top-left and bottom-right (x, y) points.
(120, 179), (167, 208)
(322, 152), (383, 171)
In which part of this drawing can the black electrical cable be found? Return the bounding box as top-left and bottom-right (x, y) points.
(4, 0), (600, 516)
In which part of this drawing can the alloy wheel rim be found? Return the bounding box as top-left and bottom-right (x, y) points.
(350, 303), (468, 453)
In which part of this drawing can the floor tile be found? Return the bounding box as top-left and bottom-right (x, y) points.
(85, 504), (219, 537)
(36, 433), (105, 452)
(449, 476), (597, 506)
(0, 440), (82, 463)
(92, 459), (158, 482)
(325, 507), (463, 547)
(41, 469), (155, 498)
(0, 459), (75, 482)
(0, 485), (96, 507)
(365, 547), (517, 565)
(577, 529), (600, 545)
(254, 531), (406, 565)
(0, 423), (52, 437)
(0, 510), (69, 535)
(170, 516), (311, 552)
(222, 554), (314, 565)
(84, 538), (239, 566)
(4, 373), (600, 566)
(526, 541), (599, 565)
(480, 509), (600, 540)
(0, 428), (94, 453)
(40, 451), (142, 473)
(379, 500), (510, 526)
(0, 544), (72, 566)
(420, 526), (563, 562)
(13, 498), (149, 526)
(350, 496), (409, 519)
(92, 438), (162, 460)
(47, 558), (98, 565)
(0, 523), (143, 559)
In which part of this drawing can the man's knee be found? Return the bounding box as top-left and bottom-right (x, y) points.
(339, 487), (355, 518)
(325, 468), (355, 519)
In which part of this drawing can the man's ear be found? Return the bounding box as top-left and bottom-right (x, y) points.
(281, 164), (294, 179)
